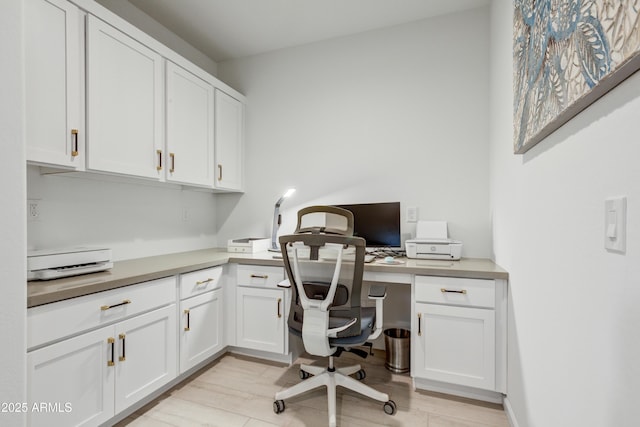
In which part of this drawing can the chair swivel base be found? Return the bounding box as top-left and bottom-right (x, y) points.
(273, 359), (396, 427)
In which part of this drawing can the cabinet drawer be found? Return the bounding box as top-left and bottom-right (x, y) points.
(28, 276), (176, 349)
(179, 266), (223, 299)
(237, 265), (284, 288)
(415, 276), (495, 308)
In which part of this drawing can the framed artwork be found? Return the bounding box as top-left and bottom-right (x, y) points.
(513, 0), (640, 154)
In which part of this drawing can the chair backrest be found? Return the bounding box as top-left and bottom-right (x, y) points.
(280, 206), (366, 356)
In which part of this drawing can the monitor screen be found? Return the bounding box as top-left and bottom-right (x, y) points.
(334, 202), (401, 248)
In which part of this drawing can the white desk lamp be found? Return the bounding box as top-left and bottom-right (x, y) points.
(269, 188), (296, 252)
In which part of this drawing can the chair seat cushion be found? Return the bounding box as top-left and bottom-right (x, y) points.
(288, 307), (376, 347)
(330, 307), (375, 346)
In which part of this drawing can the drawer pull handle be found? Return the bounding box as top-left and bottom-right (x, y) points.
(196, 278), (214, 285)
(107, 337), (115, 366)
(440, 288), (467, 294)
(71, 129), (79, 156)
(169, 152), (175, 173)
(184, 309), (190, 331)
(156, 149), (163, 171)
(251, 274), (268, 279)
(277, 298), (282, 318)
(218, 164), (223, 181)
(119, 333), (126, 362)
(101, 299), (131, 311)
(417, 313), (422, 336)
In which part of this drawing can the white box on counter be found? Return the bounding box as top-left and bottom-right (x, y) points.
(227, 238), (270, 253)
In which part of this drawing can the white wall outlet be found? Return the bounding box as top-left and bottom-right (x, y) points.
(407, 206), (418, 223)
(605, 196), (626, 253)
(27, 199), (41, 222)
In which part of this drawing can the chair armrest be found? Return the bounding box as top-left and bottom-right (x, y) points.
(278, 279), (291, 288)
(368, 285), (387, 299)
(327, 317), (357, 337)
(367, 285), (387, 340)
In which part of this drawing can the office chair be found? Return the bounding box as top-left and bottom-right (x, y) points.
(273, 206), (396, 426)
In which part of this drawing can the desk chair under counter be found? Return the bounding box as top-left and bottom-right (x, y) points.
(272, 206), (397, 426)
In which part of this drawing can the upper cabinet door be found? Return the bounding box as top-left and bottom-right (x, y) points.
(25, 0), (84, 169)
(86, 15), (163, 180)
(166, 61), (214, 187)
(214, 90), (244, 191)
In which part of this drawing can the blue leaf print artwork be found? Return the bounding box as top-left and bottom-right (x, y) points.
(513, 0), (617, 153)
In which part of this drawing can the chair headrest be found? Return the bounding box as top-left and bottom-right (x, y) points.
(294, 206), (354, 237)
(279, 206), (362, 261)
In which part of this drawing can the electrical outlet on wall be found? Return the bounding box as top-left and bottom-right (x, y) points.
(27, 199), (41, 222)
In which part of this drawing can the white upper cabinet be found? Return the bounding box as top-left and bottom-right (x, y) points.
(165, 61), (215, 187)
(25, 0), (84, 169)
(26, 1), (244, 191)
(214, 90), (244, 191)
(85, 15), (164, 180)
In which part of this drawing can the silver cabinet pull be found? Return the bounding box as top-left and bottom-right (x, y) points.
(196, 278), (213, 285)
(417, 313), (422, 336)
(277, 298), (282, 318)
(250, 274), (268, 279)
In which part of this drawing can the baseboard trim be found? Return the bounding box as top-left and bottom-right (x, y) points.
(503, 397), (520, 427)
(413, 377), (504, 404)
(228, 346), (295, 365)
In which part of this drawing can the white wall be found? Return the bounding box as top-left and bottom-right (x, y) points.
(95, 0), (217, 76)
(216, 7), (492, 258)
(0, 0), (27, 424)
(27, 168), (219, 261)
(490, 3), (640, 427)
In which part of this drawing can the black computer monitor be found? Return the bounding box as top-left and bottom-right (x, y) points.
(334, 202), (401, 249)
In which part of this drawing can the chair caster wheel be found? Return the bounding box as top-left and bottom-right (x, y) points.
(300, 370), (311, 380)
(355, 369), (366, 380)
(383, 400), (396, 415)
(273, 399), (285, 414)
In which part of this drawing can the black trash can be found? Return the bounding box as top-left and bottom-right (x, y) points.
(383, 328), (410, 373)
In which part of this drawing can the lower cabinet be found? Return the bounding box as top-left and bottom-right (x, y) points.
(27, 277), (177, 426)
(235, 264), (289, 355)
(27, 305), (176, 427)
(411, 275), (505, 398)
(412, 302), (495, 390)
(180, 288), (224, 373)
(178, 266), (224, 373)
(236, 286), (287, 354)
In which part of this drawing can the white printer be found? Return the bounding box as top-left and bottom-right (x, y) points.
(405, 221), (463, 260)
(27, 247), (113, 280)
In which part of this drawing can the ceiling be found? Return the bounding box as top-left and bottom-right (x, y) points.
(125, 0), (489, 62)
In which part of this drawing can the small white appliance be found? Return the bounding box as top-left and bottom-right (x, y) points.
(227, 237), (270, 253)
(27, 247), (113, 280)
(405, 221), (463, 260)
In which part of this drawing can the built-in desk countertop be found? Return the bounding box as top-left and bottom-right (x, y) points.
(27, 248), (508, 308)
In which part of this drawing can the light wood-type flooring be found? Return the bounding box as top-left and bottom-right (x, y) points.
(115, 351), (509, 427)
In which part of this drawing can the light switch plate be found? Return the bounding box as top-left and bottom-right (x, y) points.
(407, 206), (418, 223)
(604, 196), (626, 253)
